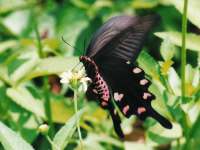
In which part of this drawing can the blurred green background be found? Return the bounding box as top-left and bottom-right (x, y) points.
(0, 0), (199, 150)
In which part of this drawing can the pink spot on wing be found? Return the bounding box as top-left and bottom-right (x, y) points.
(137, 107), (146, 114)
(114, 92), (124, 101)
(114, 109), (117, 115)
(140, 79), (148, 85)
(92, 89), (98, 94)
(102, 95), (109, 101)
(143, 92), (151, 100)
(133, 67), (142, 73)
(123, 105), (130, 115)
(101, 102), (108, 106)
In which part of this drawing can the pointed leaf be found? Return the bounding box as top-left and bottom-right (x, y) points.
(168, 68), (181, 96)
(137, 51), (160, 80)
(167, 0), (200, 28)
(160, 39), (176, 60)
(6, 87), (45, 118)
(24, 57), (79, 81)
(53, 108), (85, 150)
(0, 121), (34, 150)
(155, 32), (200, 52)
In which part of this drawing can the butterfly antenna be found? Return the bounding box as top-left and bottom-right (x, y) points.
(61, 36), (82, 70)
(61, 36), (80, 51)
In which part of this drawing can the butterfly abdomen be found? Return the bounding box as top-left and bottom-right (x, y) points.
(80, 56), (110, 107)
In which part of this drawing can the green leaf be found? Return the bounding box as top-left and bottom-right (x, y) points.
(150, 83), (171, 118)
(168, 67), (181, 96)
(160, 39), (176, 61)
(0, 49), (13, 64)
(181, 101), (200, 124)
(83, 133), (123, 148)
(148, 123), (182, 139)
(79, 133), (123, 150)
(189, 113), (200, 139)
(56, 6), (89, 53)
(10, 58), (38, 84)
(24, 56), (79, 81)
(8, 58), (28, 76)
(183, 113), (200, 149)
(132, 0), (159, 9)
(0, 121), (34, 150)
(147, 123), (182, 145)
(0, 65), (12, 86)
(137, 50), (160, 80)
(125, 141), (152, 150)
(192, 69), (200, 89)
(52, 108), (85, 150)
(155, 32), (200, 52)
(6, 87), (46, 119)
(51, 100), (74, 124)
(2, 10), (30, 35)
(167, 0), (200, 28)
(0, 40), (17, 53)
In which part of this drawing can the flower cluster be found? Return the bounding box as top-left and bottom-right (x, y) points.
(60, 69), (91, 92)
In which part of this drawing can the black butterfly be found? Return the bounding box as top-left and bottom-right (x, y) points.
(79, 15), (172, 138)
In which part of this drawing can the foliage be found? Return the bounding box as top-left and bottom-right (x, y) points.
(0, 0), (199, 150)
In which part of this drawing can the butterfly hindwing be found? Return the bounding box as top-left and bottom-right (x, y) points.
(86, 82), (124, 138)
(100, 59), (172, 129)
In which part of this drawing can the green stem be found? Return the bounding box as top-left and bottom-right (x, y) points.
(180, 0), (188, 149)
(46, 135), (59, 150)
(44, 77), (55, 138)
(33, 10), (54, 138)
(33, 14), (44, 58)
(181, 0), (188, 98)
(73, 89), (83, 149)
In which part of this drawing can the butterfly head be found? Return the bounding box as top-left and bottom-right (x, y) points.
(79, 56), (90, 62)
(80, 56), (91, 68)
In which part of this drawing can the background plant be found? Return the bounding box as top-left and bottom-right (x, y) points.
(0, 0), (199, 150)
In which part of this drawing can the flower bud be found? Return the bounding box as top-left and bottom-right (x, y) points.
(38, 124), (49, 135)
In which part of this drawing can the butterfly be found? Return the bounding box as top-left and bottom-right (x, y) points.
(79, 15), (172, 138)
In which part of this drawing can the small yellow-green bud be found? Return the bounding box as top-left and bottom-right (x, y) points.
(38, 124), (49, 134)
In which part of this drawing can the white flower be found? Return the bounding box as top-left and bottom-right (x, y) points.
(60, 71), (73, 84)
(79, 77), (92, 92)
(60, 69), (91, 92)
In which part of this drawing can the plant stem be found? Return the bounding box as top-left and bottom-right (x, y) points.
(33, 11), (55, 138)
(180, 0), (188, 149)
(181, 0), (188, 98)
(46, 135), (59, 150)
(44, 77), (55, 138)
(73, 89), (83, 149)
(33, 15), (44, 58)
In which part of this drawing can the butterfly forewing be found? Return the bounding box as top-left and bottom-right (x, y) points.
(87, 15), (159, 63)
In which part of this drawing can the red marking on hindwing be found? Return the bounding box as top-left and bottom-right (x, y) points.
(137, 107), (146, 114)
(143, 92), (151, 100)
(114, 92), (124, 101)
(92, 89), (98, 94)
(133, 67), (142, 73)
(101, 101), (108, 106)
(80, 56), (110, 104)
(123, 105), (130, 115)
(140, 79), (148, 85)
